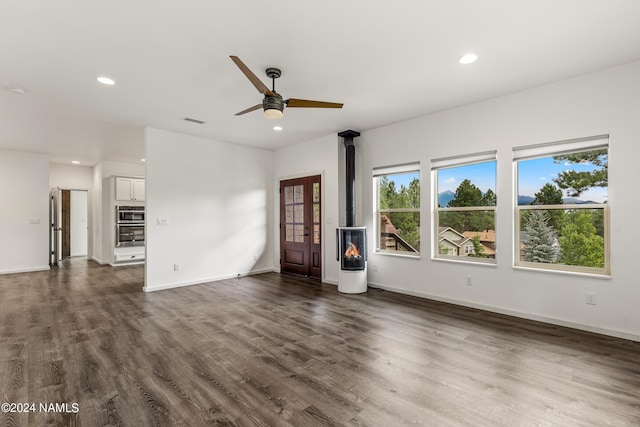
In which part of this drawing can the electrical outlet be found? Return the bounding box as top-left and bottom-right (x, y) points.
(157, 218), (169, 226)
(173, 263), (180, 271)
(586, 292), (597, 305)
(465, 275), (472, 286)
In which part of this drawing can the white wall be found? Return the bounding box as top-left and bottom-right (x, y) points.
(100, 161), (145, 179)
(144, 128), (273, 291)
(356, 60), (640, 341)
(70, 190), (88, 256)
(0, 149), (50, 274)
(273, 134), (341, 284)
(91, 160), (145, 264)
(49, 163), (93, 189)
(92, 163), (104, 262)
(50, 163), (93, 258)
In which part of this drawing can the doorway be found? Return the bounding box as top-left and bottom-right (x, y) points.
(280, 175), (321, 279)
(50, 189), (88, 265)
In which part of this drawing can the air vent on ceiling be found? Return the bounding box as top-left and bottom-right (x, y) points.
(183, 117), (206, 125)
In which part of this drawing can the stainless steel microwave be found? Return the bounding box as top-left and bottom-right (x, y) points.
(116, 205), (145, 223)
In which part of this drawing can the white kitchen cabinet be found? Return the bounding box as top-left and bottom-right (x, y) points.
(114, 246), (145, 264)
(115, 177), (145, 201)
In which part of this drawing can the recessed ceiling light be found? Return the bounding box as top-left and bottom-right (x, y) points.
(6, 86), (28, 95)
(71, 160), (80, 164)
(141, 158), (146, 162)
(458, 53), (478, 64)
(273, 126), (283, 131)
(97, 76), (115, 85)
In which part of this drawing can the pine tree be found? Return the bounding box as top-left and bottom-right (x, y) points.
(522, 210), (559, 263)
(553, 149), (607, 197)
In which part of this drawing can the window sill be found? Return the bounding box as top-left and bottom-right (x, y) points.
(513, 264), (611, 279)
(431, 256), (497, 267)
(374, 250), (421, 260)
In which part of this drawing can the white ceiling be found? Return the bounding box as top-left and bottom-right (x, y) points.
(2, 0), (640, 166)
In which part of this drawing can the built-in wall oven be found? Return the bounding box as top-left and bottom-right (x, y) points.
(116, 206), (145, 247)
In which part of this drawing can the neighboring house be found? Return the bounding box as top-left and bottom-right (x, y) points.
(438, 227), (496, 258)
(380, 215), (418, 252)
(438, 227), (475, 256)
(462, 230), (497, 258)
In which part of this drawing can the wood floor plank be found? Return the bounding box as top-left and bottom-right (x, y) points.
(1, 258), (640, 426)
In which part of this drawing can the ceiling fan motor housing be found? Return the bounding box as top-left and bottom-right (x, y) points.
(263, 92), (284, 113)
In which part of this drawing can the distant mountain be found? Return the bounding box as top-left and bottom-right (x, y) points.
(517, 195), (597, 205)
(563, 197), (597, 205)
(517, 195), (535, 205)
(438, 190), (455, 207)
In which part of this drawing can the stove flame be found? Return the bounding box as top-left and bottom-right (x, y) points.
(344, 243), (361, 258)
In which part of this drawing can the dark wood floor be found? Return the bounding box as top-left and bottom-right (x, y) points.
(1, 258), (639, 426)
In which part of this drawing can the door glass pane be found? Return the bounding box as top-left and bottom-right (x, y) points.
(285, 206), (293, 223)
(294, 205), (304, 223)
(313, 183), (320, 203)
(313, 204), (320, 223)
(313, 224), (320, 244)
(285, 224), (293, 242)
(294, 185), (304, 203)
(294, 225), (305, 243)
(285, 186), (293, 204)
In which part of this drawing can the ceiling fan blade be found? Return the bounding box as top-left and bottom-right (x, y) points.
(235, 104), (262, 116)
(286, 98), (343, 109)
(230, 56), (274, 96)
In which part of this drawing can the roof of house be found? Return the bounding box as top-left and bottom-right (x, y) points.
(462, 230), (496, 243)
(380, 215), (399, 234)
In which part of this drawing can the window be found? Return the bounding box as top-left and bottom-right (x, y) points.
(432, 151), (497, 263)
(373, 163), (420, 255)
(514, 135), (609, 275)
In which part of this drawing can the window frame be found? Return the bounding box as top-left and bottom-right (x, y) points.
(373, 163), (421, 257)
(431, 151), (497, 264)
(513, 136), (610, 276)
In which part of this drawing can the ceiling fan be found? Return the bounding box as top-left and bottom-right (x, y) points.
(230, 55), (343, 119)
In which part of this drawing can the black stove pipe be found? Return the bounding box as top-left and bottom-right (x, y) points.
(338, 130), (361, 227)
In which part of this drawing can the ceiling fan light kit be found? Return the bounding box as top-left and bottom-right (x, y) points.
(230, 55), (343, 119)
(262, 81), (284, 119)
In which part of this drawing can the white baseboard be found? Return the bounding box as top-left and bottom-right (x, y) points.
(91, 257), (109, 265)
(111, 261), (145, 267)
(143, 268), (276, 292)
(367, 281), (640, 343)
(0, 265), (50, 275)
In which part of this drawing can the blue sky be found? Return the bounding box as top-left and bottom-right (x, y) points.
(518, 156), (607, 203)
(384, 156), (607, 203)
(437, 161), (497, 194)
(386, 171), (419, 189)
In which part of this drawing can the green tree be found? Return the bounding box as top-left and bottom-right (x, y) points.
(558, 212), (605, 268)
(468, 235), (486, 258)
(553, 149), (608, 197)
(522, 210), (559, 263)
(406, 178), (420, 209)
(379, 176), (397, 209)
(529, 183), (564, 231)
(444, 180), (495, 232)
(380, 175), (420, 251)
(448, 179), (483, 207)
(533, 183), (563, 205)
